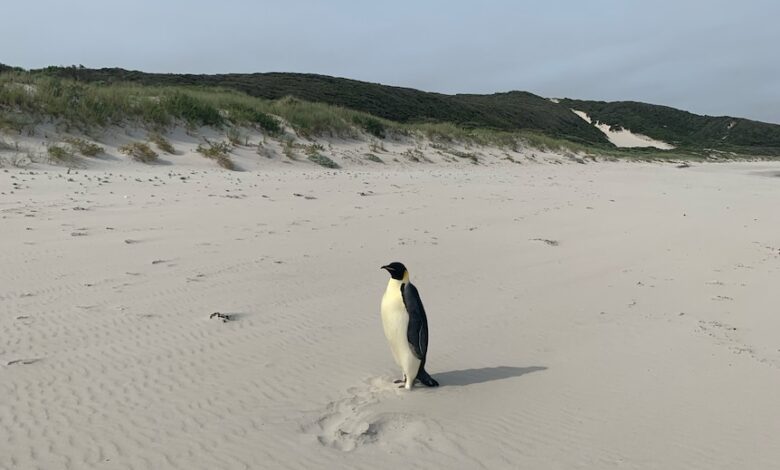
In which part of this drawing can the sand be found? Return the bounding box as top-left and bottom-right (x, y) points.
(2, 143), (780, 469)
(571, 110), (675, 149)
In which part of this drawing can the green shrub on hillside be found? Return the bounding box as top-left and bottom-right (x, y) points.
(119, 142), (158, 163)
(352, 115), (386, 139)
(162, 92), (223, 127)
(225, 103), (280, 134)
(196, 140), (235, 170)
(63, 137), (103, 156)
(196, 140), (232, 157)
(47, 144), (77, 163)
(304, 143), (325, 156)
(268, 96), (356, 137)
(307, 153), (340, 169)
(148, 132), (175, 154)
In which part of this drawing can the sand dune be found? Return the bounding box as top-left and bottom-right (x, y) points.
(2, 158), (780, 469)
(0, 123), (573, 173)
(572, 109), (675, 149)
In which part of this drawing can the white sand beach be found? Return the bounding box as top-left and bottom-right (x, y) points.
(2, 147), (780, 468)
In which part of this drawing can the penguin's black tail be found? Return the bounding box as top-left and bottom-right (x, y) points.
(416, 367), (439, 387)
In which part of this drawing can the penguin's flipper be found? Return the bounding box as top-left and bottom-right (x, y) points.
(400, 282), (428, 360)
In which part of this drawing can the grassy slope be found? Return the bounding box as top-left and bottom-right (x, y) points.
(0, 72), (281, 133)
(560, 99), (780, 155)
(28, 66), (611, 145)
(2, 64), (779, 159)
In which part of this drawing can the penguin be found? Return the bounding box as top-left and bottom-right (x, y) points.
(380, 262), (439, 390)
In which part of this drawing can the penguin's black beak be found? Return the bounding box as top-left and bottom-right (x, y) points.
(380, 265), (389, 271)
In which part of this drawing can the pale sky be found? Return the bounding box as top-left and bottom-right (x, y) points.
(3, 0), (779, 123)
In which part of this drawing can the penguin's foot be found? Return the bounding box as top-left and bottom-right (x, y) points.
(393, 374), (407, 384)
(395, 379), (421, 385)
(397, 381), (420, 388)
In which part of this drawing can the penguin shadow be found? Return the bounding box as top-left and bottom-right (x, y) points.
(224, 312), (252, 321)
(434, 366), (547, 387)
(208, 311), (253, 322)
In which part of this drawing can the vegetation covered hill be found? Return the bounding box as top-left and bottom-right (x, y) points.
(21, 66), (610, 145)
(2, 64), (780, 157)
(560, 99), (780, 154)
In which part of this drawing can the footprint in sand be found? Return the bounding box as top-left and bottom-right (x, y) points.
(303, 377), (467, 458)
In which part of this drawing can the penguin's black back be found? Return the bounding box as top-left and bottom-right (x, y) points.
(401, 282), (429, 361)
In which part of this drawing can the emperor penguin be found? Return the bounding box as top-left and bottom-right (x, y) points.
(380, 262), (439, 390)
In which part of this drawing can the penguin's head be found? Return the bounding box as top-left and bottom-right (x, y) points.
(381, 262), (407, 281)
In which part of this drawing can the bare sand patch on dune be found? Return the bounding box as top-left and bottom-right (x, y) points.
(572, 109), (675, 149)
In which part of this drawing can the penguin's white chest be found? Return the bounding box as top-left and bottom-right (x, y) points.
(380, 281), (419, 373)
(381, 287), (408, 357)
